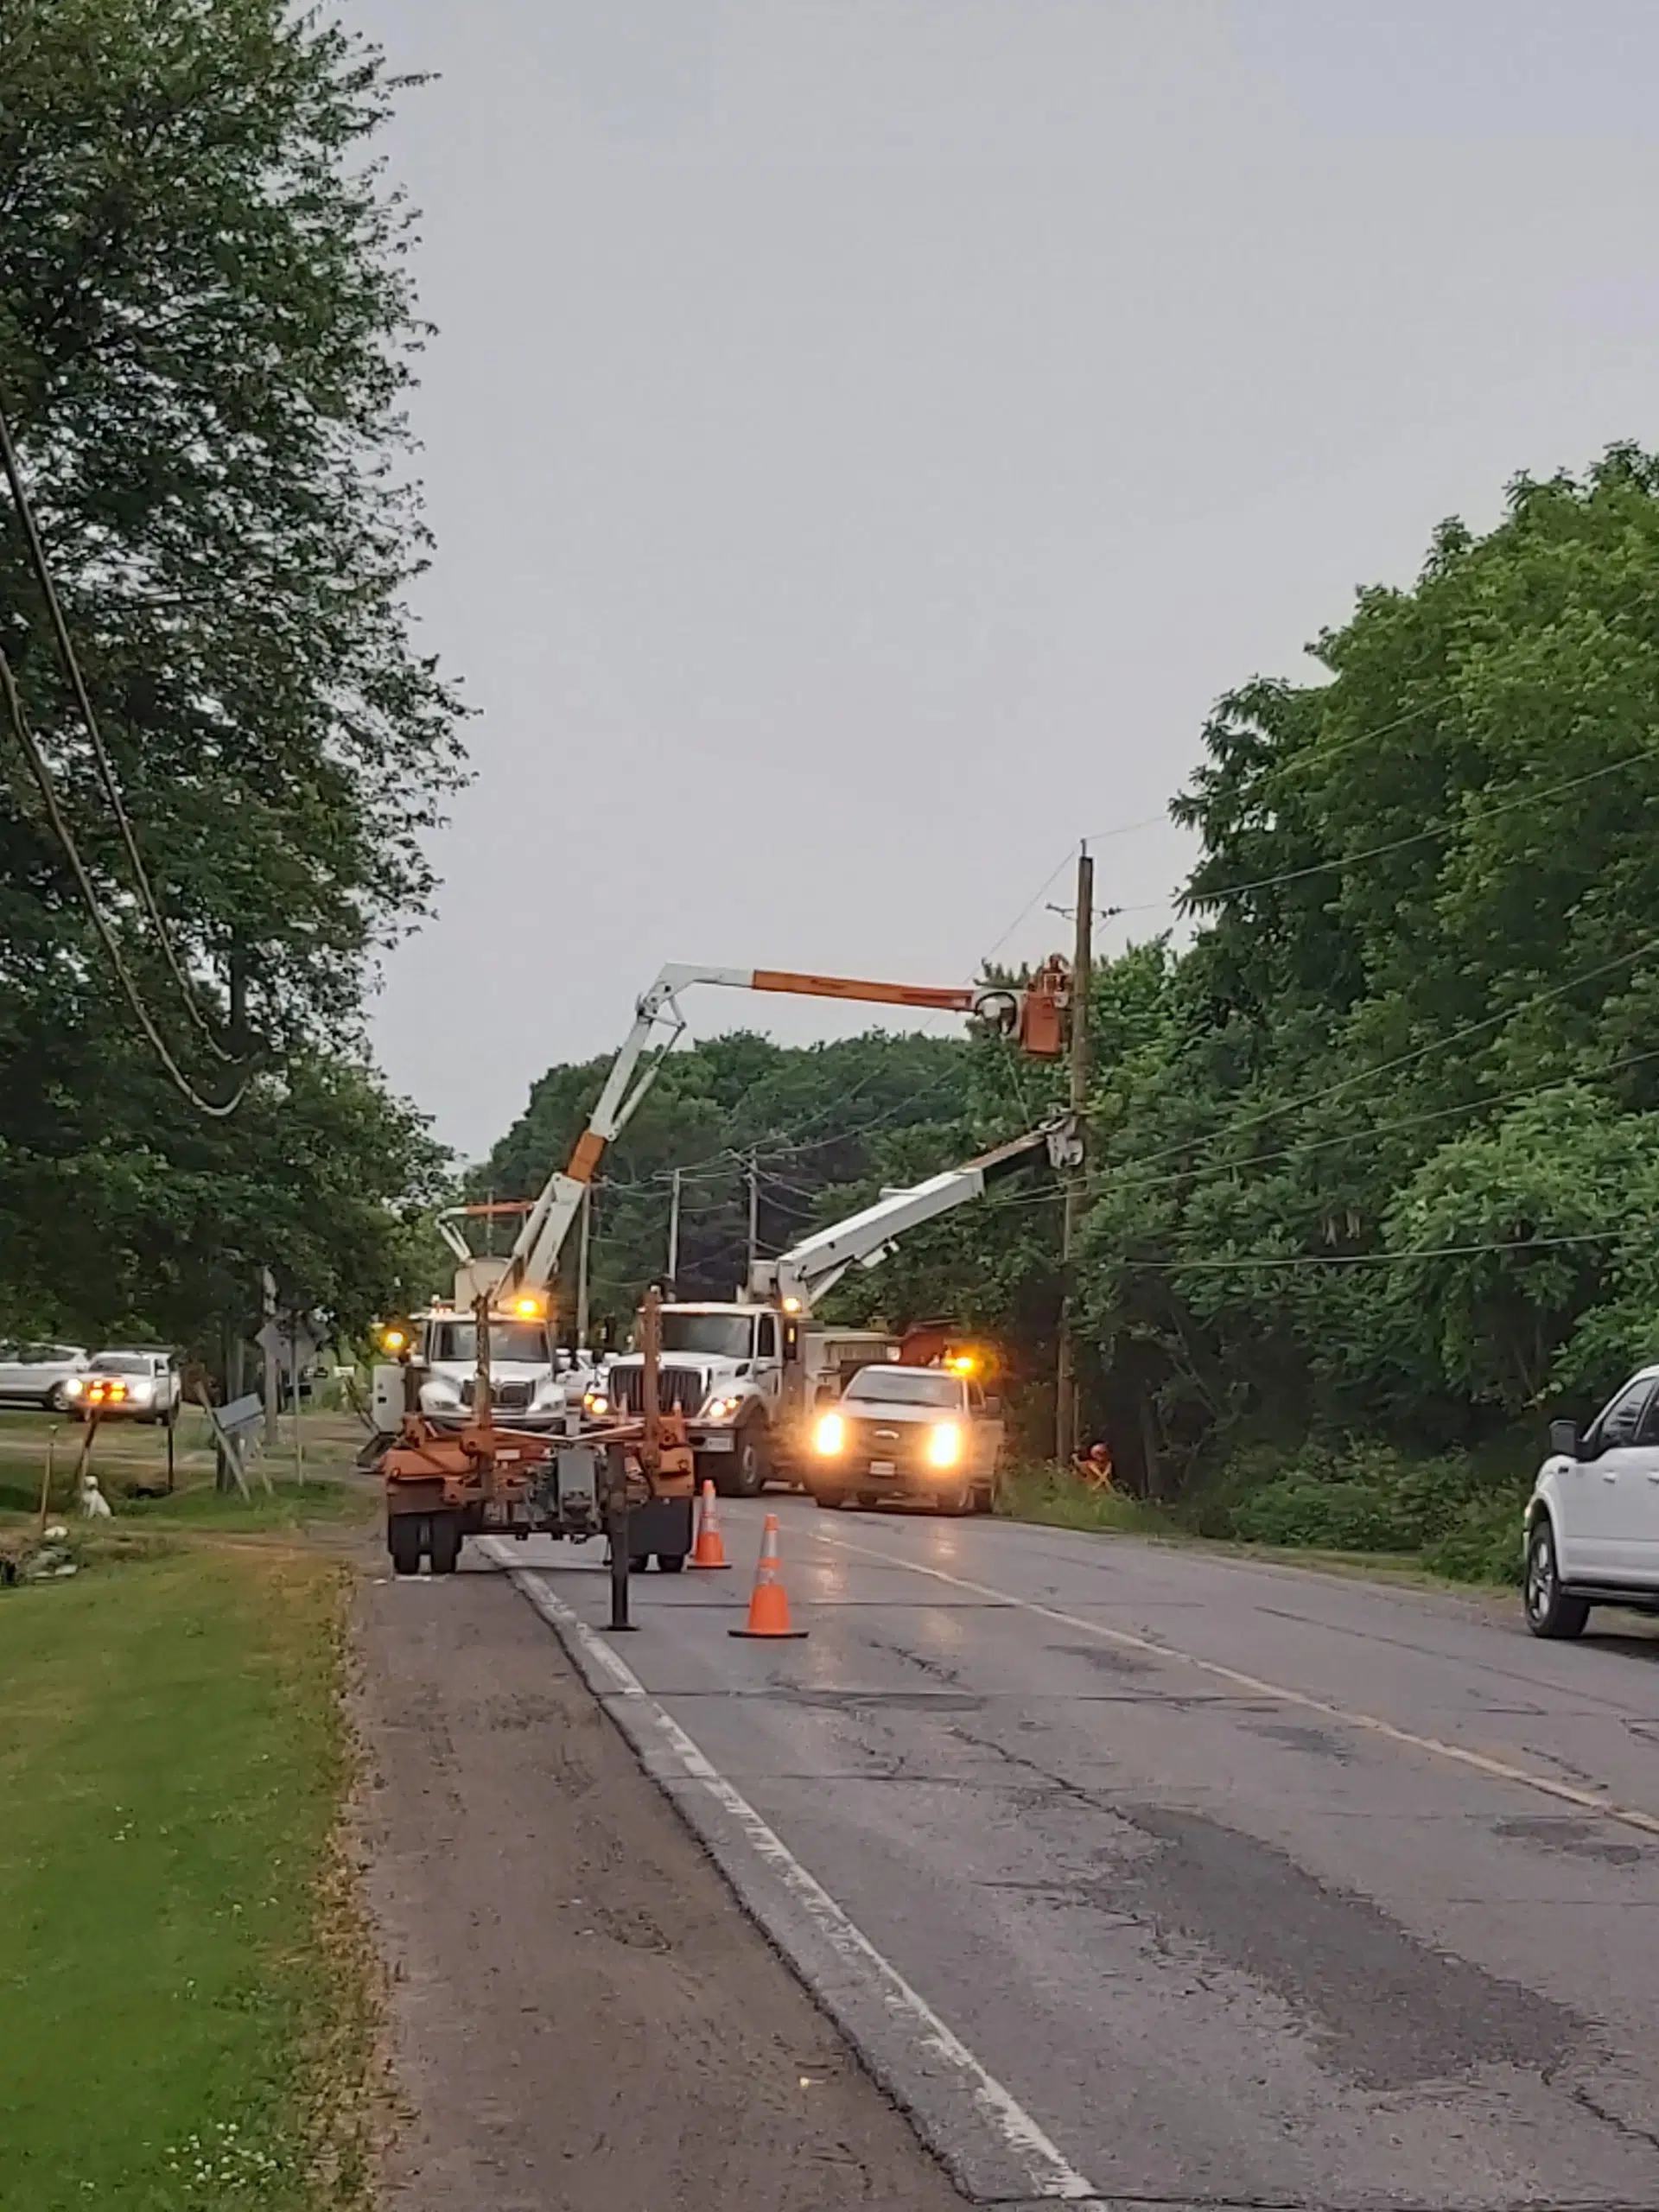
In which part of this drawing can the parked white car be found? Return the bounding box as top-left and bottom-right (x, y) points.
(0, 1340), (90, 1410)
(67, 1349), (183, 1427)
(1524, 1363), (1659, 1637)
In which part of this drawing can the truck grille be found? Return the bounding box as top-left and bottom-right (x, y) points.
(609, 1366), (706, 1416)
(848, 1418), (922, 1461)
(461, 1378), (535, 1410)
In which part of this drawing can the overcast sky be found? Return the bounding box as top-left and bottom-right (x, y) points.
(347, 0), (1659, 1162)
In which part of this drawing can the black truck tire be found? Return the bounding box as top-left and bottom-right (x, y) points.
(428, 1513), (462, 1576)
(389, 1515), (424, 1577)
(724, 1416), (772, 1498)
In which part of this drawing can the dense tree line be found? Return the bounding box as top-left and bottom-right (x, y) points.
(0, 2), (458, 1358)
(487, 450), (1659, 1543)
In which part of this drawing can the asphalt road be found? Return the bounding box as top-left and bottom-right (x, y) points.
(492, 1500), (1659, 2212)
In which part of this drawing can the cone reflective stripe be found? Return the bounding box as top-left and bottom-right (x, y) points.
(689, 1478), (731, 1569)
(729, 1511), (808, 1639)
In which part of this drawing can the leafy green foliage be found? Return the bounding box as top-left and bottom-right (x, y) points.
(0, 2), (464, 1357)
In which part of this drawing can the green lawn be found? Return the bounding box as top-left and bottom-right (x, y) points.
(0, 1547), (372, 2210)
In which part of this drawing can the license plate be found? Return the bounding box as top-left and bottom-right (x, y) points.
(870, 1459), (896, 1477)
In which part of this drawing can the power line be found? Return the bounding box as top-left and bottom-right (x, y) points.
(1106, 745), (1659, 920)
(1096, 933), (1659, 1179)
(1124, 1230), (1623, 1274)
(0, 394), (237, 1062)
(0, 642), (246, 1117)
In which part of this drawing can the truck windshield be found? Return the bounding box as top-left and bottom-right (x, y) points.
(429, 1323), (549, 1365)
(844, 1369), (962, 1408)
(661, 1313), (754, 1359)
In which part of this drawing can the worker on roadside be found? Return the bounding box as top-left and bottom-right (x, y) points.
(1073, 1440), (1115, 1491)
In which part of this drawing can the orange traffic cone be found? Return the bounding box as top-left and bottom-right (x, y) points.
(729, 1512), (808, 1639)
(689, 1478), (731, 1570)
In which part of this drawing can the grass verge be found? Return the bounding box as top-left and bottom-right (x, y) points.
(0, 1545), (375, 2210)
(995, 1458), (1525, 1592)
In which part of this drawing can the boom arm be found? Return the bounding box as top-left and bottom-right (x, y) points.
(750, 1116), (1082, 1311)
(489, 958), (1071, 1300)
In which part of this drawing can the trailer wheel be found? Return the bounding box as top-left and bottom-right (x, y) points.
(656, 1553), (687, 1573)
(388, 1516), (424, 1577)
(428, 1513), (462, 1576)
(628, 1552), (651, 1575)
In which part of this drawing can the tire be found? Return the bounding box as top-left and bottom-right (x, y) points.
(656, 1553), (686, 1574)
(934, 1477), (974, 1517)
(728, 1419), (772, 1499)
(45, 1383), (67, 1414)
(428, 1513), (462, 1577)
(628, 1553), (651, 1575)
(388, 1516), (424, 1578)
(972, 1483), (995, 1516)
(1524, 1517), (1590, 1640)
(814, 1488), (846, 1510)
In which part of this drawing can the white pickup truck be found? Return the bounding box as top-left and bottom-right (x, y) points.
(805, 1363), (1004, 1515)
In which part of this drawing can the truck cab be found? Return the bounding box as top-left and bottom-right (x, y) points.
(601, 1305), (898, 1496)
(372, 1304), (570, 1433)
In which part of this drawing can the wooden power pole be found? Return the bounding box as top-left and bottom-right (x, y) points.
(1055, 844), (1093, 1468)
(667, 1167), (683, 1294)
(575, 1185), (592, 1350)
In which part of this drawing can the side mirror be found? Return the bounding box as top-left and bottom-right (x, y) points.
(1549, 1418), (1580, 1460)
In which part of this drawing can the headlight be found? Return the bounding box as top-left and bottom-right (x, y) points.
(424, 1378), (462, 1407)
(584, 1391), (609, 1416)
(703, 1394), (740, 1421)
(129, 1382), (153, 1401)
(926, 1421), (963, 1469)
(63, 1377), (84, 1398)
(814, 1413), (845, 1456)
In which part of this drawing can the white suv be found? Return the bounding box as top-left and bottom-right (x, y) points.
(1523, 1363), (1659, 1638)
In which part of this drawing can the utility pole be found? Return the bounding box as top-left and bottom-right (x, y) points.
(575, 1185), (592, 1350)
(1055, 843), (1093, 1469)
(261, 1267), (280, 1449)
(667, 1167), (682, 1294)
(746, 1152), (760, 1280)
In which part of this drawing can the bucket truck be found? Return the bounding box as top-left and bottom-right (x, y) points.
(600, 1116), (1081, 1495)
(374, 956), (1071, 1571)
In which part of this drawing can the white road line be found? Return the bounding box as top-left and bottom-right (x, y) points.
(480, 1540), (1109, 2208)
(812, 1526), (1659, 1841)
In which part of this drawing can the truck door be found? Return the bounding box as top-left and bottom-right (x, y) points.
(755, 1312), (781, 1404)
(968, 1380), (1002, 1484)
(1567, 1375), (1656, 1580)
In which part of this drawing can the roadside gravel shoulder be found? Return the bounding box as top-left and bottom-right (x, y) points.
(351, 1556), (963, 2212)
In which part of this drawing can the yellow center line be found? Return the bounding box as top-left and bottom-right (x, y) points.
(811, 1526), (1659, 1841)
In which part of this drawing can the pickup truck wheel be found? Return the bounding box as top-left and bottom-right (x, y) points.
(814, 1487), (846, 1510)
(1524, 1518), (1589, 1640)
(656, 1553), (687, 1573)
(729, 1420), (771, 1498)
(388, 1516), (425, 1578)
(428, 1513), (462, 1576)
(628, 1553), (651, 1575)
(935, 1477), (974, 1516)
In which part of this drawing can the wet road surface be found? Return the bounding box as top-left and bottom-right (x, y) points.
(496, 1500), (1659, 2210)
